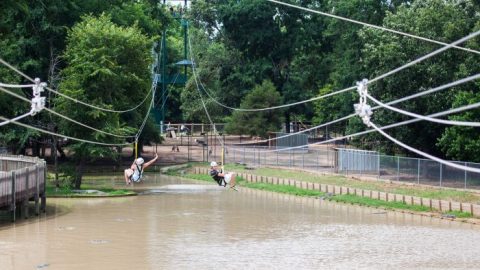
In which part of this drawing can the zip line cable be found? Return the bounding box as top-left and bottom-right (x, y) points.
(226, 73), (480, 146)
(227, 100), (480, 153)
(367, 91), (480, 127)
(188, 30), (480, 112)
(0, 115), (132, 146)
(188, 35), (355, 111)
(134, 80), (157, 140)
(154, 73), (180, 107)
(188, 39), (225, 147)
(191, 29), (480, 168)
(352, 79), (480, 173)
(266, 0), (480, 55)
(367, 30), (480, 84)
(0, 86), (152, 138)
(0, 86), (136, 138)
(0, 73), (158, 140)
(368, 121), (480, 173)
(0, 112), (32, 127)
(0, 58), (155, 114)
(0, 82), (35, 88)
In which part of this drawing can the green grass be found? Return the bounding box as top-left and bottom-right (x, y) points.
(443, 210), (473, 219)
(329, 194), (431, 212)
(214, 164), (480, 204)
(169, 167), (478, 218)
(243, 182), (324, 197)
(173, 171), (438, 214)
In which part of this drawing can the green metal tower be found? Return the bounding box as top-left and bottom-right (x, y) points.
(154, 0), (192, 133)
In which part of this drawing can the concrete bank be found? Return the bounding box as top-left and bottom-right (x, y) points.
(194, 167), (480, 217)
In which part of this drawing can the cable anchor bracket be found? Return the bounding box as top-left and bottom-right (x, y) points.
(30, 78), (47, 116)
(354, 79), (373, 127)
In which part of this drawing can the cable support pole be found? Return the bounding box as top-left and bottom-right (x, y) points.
(266, 0), (480, 55)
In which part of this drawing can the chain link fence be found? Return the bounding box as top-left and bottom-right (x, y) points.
(224, 146), (480, 190)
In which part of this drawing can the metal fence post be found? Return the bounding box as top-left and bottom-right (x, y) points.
(439, 164), (443, 187)
(11, 170), (16, 222)
(243, 147), (245, 165)
(35, 165), (40, 215)
(302, 150), (305, 169)
(417, 159), (420, 185)
(264, 150), (266, 166)
(360, 152), (363, 175)
(346, 151), (349, 176)
(292, 149), (295, 167)
(276, 150), (278, 166)
(397, 156), (400, 181)
(377, 154), (380, 179)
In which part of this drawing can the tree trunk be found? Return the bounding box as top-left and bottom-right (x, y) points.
(57, 144), (67, 160)
(116, 146), (123, 171)
(74, 158), (85, 189)
(33, 141), (40, 157)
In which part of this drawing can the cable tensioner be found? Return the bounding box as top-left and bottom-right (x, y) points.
(30, 78), (47, 115)
(354, 79), (373, 127)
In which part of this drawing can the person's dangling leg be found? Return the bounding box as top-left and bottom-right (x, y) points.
(124, 169), (132, 185)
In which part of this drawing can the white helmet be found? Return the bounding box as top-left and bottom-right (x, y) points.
(136, 157), (145, 165)
(210, 161), (218, 167)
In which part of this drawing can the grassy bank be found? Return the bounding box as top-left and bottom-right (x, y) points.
(191, 163), (480, 204)
(46, 185), (135, 197)
(166, 166), (474, 219)
(46, 173), (136, 197)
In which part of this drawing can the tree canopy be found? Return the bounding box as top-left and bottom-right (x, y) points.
(1, 0), (479, 171)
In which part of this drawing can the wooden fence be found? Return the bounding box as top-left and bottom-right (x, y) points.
(194, 167), (480, 217)
(0, 154), (46, 221)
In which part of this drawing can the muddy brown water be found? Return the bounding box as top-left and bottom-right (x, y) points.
(0, 173), (479, 270)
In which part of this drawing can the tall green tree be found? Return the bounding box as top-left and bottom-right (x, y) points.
(437, 90), (480, 162)
(225, 80), (284, 137)
(354, 0), (479, 155)
(55, 15), (153, 188)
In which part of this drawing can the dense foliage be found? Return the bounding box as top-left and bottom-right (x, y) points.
(1, 0), (479, 182)
(188, 0), (480, 161)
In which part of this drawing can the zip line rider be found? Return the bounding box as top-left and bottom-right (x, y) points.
(209, 161), (237, 190)
(124, 154), (158, 185)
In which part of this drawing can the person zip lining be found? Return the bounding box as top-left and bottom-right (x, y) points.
(124, 154), (158, 185)
(209, 161), (237, 190)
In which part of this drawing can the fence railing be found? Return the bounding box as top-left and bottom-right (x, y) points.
(225, 146), (480, 190)
(0, 154), (47, 221)
(158, 123), (226, 135)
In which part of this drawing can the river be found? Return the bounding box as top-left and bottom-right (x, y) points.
(0, 174), (479, 270)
